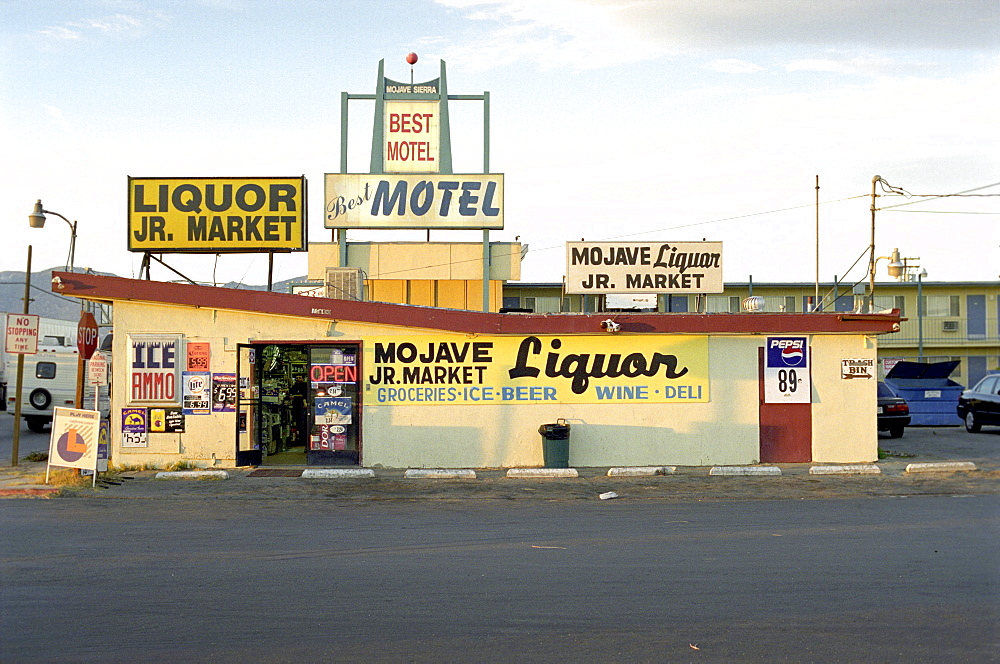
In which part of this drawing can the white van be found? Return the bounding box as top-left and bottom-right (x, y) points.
(5, 347), (79, 432)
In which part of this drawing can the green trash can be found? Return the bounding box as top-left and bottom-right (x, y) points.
(538, 419), (571, 468)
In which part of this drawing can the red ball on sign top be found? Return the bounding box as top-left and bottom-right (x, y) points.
(406, 53), (418, 65)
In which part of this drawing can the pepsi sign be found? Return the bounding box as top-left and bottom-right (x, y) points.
(764, 337), (811, 404)
(767, 337), (807, 368)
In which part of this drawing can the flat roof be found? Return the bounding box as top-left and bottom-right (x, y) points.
(51, 271), (902, 336)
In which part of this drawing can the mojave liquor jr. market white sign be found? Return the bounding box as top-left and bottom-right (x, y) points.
(565, 241), (723, 294)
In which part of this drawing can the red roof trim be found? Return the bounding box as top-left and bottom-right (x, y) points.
(51, 272), (901, 335)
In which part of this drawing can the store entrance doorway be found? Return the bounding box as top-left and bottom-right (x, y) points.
(236, 342), (361, 466)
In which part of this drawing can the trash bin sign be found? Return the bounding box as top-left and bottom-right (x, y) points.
(538, 419), (571, 468)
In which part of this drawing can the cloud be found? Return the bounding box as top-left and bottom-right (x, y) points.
(432, 0), (669, 70)
(35, 9), (162, 44)
(37, 25), (82, 41)
(81, 13), (145, 35)
(434, 0), (999, 69)
(784, 54), (900, 76)
(43, 105), (70, 129)
(707, 59), (764, 74)
(785, 59), (854, 74)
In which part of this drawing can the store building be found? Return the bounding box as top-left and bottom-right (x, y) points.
(53, 271), (900, 470)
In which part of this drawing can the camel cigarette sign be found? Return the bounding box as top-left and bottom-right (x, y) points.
(128, 177), (307, 253)
(565, 241), (723, 294)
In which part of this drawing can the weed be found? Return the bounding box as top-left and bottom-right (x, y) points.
(44, 468), (95, 488)
(111, 462), (160, 472)
(878, 448), (916, 459)
(166, 459), (199, 471)
(23, 451), (48, 462)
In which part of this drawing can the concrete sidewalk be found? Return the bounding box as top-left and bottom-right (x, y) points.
(2, 456), (996, 502)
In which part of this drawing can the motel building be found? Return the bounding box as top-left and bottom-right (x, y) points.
(53, 270), (900, 470)
(56, 57), (902, 470)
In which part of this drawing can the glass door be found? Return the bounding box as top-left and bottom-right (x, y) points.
(307, 344), (361, 465)
(235, 345), (262, 466)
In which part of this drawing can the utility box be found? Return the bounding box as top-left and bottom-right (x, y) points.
(884, 361), (964, 426)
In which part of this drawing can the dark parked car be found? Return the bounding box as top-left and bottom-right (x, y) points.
(877, 382), (910, 438)
(957, 372), (1000, 433)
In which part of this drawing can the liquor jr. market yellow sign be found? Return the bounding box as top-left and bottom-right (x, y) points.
(365, 335), (709, 405)
(128, 177), (306, 253)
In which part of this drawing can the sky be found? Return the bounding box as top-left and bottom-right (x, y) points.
(1, 0), (998, 291)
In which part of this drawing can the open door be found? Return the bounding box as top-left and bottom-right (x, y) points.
(236, 345), (262, 466)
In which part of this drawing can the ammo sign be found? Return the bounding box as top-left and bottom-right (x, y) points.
(128, 177), (307, 253)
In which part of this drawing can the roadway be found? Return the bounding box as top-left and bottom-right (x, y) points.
(2, 493), (997, 662)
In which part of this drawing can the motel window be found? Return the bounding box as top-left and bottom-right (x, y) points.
(705, 296), (740, 313)
(922, 295), (960, 317)
(873, 295), (905, 316)
(533, 297), (563, 314)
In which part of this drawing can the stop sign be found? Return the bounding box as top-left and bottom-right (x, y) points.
(77, 311), (99, 360)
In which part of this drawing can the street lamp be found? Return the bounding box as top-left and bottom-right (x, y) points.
(29, 200), (77, 273)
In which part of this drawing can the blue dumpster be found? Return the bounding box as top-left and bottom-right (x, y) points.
(884, 361), (964, 426)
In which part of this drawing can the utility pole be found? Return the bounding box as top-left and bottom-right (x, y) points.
(10, 247), (32, 466)
(814, 175), (820, 311)
(867, 175), (881, 313)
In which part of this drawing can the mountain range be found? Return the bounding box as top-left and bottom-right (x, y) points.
(0, 267), (307, 323)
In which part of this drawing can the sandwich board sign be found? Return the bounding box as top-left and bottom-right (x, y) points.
(46, 407), (101, 487)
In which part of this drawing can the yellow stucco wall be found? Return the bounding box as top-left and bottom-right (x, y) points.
(810, 335), (879, 462)
(359, 336), (761, 468)
(108, 301), (879, 469)
(307, 241), (522, 281)
(365, 279), (502, 310)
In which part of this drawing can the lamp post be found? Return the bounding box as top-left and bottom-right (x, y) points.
(28, 200), (77, 273)
(29, 200), (85, 408)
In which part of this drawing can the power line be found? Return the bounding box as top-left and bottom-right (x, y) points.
(604, 195), (868, 241)
(878, 181), (1000, 210)
(882, 210), (1000, 215)
(363, 194), (870, 278)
